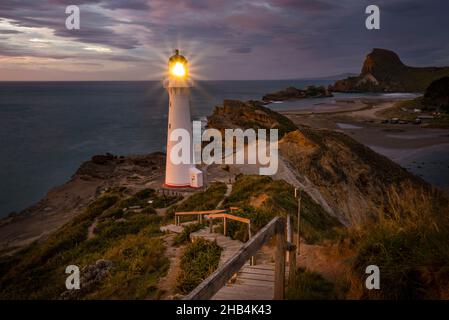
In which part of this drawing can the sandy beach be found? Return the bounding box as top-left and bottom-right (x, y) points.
(279, 98), (449, 191)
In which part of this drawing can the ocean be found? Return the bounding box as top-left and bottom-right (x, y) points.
(0, 80), (334, 217)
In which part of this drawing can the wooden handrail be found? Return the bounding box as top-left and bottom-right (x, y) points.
(175, 209), (225, 216)
(174, 209), (226, 225)
(184, 216), (286, 300)
(207, 213), (250, 224)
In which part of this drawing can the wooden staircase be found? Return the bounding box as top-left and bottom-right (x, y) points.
(190, 228), (244, 267)
(211, 263), (276, 300)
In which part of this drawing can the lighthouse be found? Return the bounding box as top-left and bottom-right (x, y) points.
(164, 49), (203, 188)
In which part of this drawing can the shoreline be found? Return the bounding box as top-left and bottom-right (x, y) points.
(279, 98), (449, 191)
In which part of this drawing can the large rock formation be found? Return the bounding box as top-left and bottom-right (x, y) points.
(423, 76), (449, 112)
(330, 48), (449, 93)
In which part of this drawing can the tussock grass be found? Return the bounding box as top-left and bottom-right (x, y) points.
(286, 268), (337, 300)
(166, 182), (227, 221)
(0, 189), (175, 299)
(347, 184), (449, 299)
(176, 238), (222, 294)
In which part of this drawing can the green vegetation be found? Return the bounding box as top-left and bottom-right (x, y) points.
(166, 182), (227, 221)
(173, 223), (205, 246)
(86, 235), (168, 299)
(0, 188), (180, 299)
(286, 268), (337, 300)
(348, 185), (449, 299)
(115, 188), (182, 211)
(176, 238), (222, 294)
(222, 175), (342, 243)
(377, 98), (449, 128)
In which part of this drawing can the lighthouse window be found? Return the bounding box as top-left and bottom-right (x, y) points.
(168, 123), (171, 129)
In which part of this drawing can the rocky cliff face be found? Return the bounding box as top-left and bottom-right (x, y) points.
(207, 99), (429, 225)
(330, 48), (449, 92)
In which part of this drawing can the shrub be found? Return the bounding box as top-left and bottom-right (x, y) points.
(348, 184), (449, 299)
(286, 268), (336, 300)
(177, 238), (222, 294)
(166, 182), (227, 221)
(223, 175), (341, 243)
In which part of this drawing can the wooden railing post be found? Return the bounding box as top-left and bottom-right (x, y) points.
(287, 244), (297, 286)
(274, 217), (286, 300)
(248, 222), (255, 266)
(223, 217), (227, 236)
(286, 214), (292, 263)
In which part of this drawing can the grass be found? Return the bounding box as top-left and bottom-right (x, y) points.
(166, 182), (227, 222)
(0, 188), (178, 299)
(176, 238), (222, 294)
(377, 98), (423, 121)
(377, 98), (449, 128)
(86, 234), (168, 299)
(222, 175), (342, 243)
(347, 184), (449, 299)
(286, 268), (337, 300)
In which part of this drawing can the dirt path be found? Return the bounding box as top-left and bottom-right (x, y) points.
(216, 183), (232, 209)
(157, 234), (186, 299)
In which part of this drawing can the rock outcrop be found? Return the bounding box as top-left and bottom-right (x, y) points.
(262, 86), (332, 102)
(330, 48), (449, 93)
(207, 99), (297, 137)
(423, 76), (449, 112)
(60, 259), (114, 300)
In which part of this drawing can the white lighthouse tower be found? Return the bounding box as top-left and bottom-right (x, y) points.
(164, 49), (203, 188)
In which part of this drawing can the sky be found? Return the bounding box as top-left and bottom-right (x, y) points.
(0, 0), (448, 81)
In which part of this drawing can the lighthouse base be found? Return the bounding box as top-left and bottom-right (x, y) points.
(164, 167), (203, 189)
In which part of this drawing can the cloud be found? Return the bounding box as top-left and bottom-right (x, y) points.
(0, 0), (448, 80)
(0, 29), (22, 34)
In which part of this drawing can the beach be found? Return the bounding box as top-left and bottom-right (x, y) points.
(278, 97), (449, 191)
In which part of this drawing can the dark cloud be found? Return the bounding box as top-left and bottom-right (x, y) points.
(0, 1), (141, 49)
(0, 29), (22, 34)
(1, 0), (449, 79)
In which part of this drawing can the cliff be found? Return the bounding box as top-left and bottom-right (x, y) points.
(330, 48), (449, 92)
(207, 99), (429, 225)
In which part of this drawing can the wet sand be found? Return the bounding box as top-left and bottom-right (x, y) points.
(279, 98), (449, 191)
